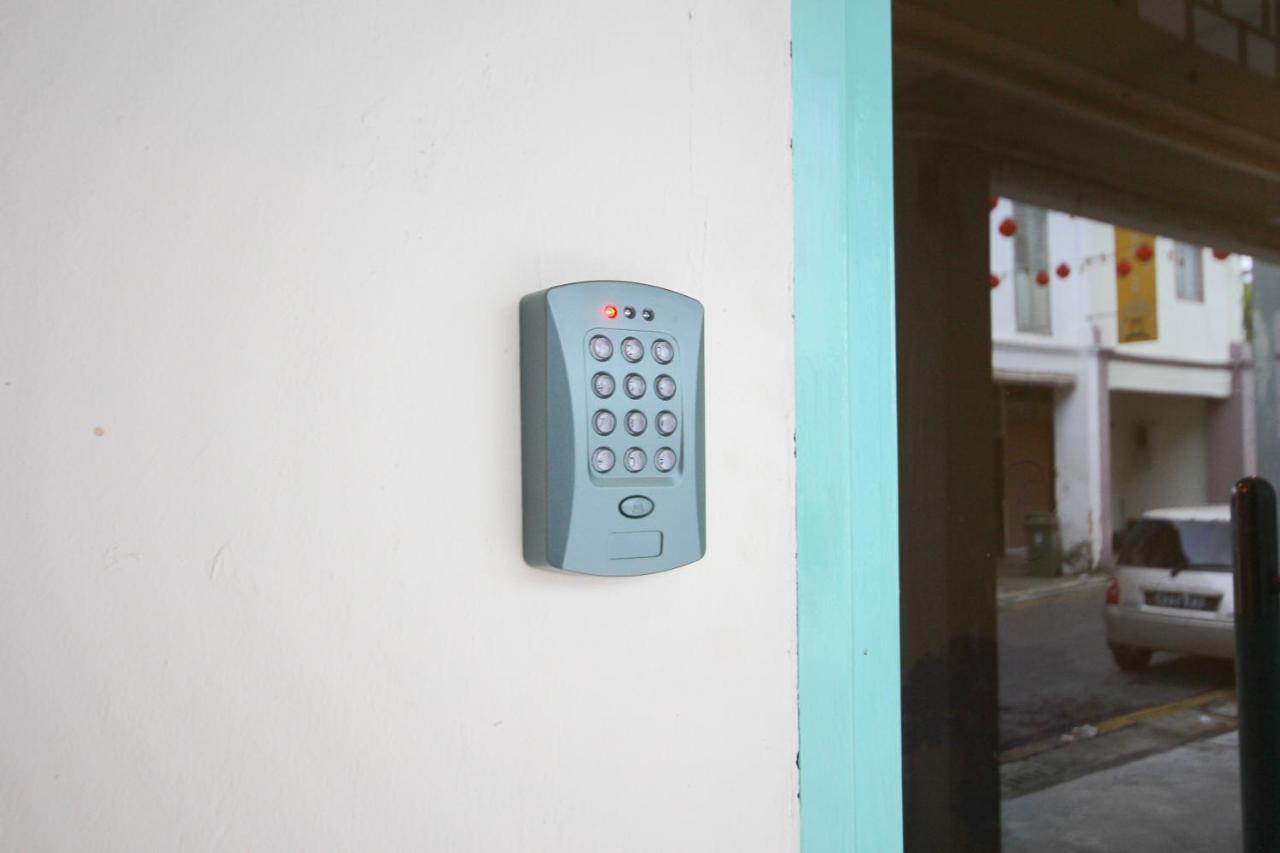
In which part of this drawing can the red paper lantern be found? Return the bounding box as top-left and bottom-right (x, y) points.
(990, 274), (1001, 289)
(1035, 270), (1050, 286)
(988, 196), (999, 212)
(1117, 259), (1132, 277)
(998, 217), (1017, 237)
(1213, 248), (1230, 260)
(1056, 262), (1071, 279)
(1136, 243), (1154, 262)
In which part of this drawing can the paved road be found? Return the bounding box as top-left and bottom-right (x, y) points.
(998, 586), (1235, 750)
(1003, 731), (1241, 852)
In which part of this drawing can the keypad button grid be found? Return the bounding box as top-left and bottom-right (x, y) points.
(583, 330), (682, 480)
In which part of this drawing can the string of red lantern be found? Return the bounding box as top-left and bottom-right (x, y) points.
(987, 200), (1238, 289)
(989, 252), (1238, 288)
(990, 249), (1141, 287)
(987, 242), (1235, 289)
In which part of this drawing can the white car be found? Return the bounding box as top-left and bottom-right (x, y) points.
(1103, 504), (1235, 671)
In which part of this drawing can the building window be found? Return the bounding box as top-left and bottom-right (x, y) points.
(1175, 242), (1204, 301)
(1014, 203), (1051, 334)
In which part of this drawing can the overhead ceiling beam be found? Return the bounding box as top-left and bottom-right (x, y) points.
(894, 0), (1280, 260)
(895, 0), (1280, 180)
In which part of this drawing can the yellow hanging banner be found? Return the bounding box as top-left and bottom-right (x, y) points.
(1115, 227), (1158, 343)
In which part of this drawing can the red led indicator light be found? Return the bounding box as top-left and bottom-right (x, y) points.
(603, 304), (618, 319)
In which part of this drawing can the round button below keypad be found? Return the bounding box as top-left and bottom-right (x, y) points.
(592, 372), (615, 398)
(592, 447), (616, 473)
(621, 337), (644, 363)
(652, 339), (674, 364)
(624, 410), (647, 436)
(589, 335), (613, 361)
(624, 373), (646, 399)
(655, 411), (677, 436)
(593, 410), (616, 435)
(619, 495), (654, 518)
(654, 374), (676, 400)
(623, 447), (647, 473)
(655, 447), (677, 473)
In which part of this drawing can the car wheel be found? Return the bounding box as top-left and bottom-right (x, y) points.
(1109, 644), (1153, 672)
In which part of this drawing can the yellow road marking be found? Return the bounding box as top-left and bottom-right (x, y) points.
(1000, 687), (1237, 765)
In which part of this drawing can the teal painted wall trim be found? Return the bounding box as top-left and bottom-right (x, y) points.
(793, 0), (903, 850)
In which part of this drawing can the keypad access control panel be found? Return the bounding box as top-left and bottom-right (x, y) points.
(520, 281), (705, 576)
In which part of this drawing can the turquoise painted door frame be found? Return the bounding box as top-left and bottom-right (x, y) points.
(793, 0), (903, 850)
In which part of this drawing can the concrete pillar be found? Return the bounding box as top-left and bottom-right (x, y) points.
(896, 139), (1001, 851)
(1207, 341), (1257, 502)
(1094, 339), (1115, 568)
(1253, 261), (1280, 488)
(1053, 336), (1111, 572)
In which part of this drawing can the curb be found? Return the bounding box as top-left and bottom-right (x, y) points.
(1000, 688), (1238, 800)
(996, 573), (1111, 609)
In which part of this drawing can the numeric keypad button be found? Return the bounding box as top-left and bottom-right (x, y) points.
(623, 447), (647, 473)
(655, 447), (677, 473)
(654, 374), (676, 400)
(592, 372), (615, 398)
(593, 410), (616, 435)
(656, 411), (677, 436)
(592, 447), (616, 473)
(624, 410), (647, 436)
(589, 335), (613, 361)
(652, 339), (674, 364)
(621, 337), (644, 363)
(624, 373), (646, 399)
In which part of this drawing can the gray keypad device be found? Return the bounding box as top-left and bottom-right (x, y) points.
(519, 281), (706, 575)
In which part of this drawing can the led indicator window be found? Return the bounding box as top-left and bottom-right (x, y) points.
(625, 410), (647, 436)
(592, 372), (616, 398)
(655, 374), (676, 400)
(589, 335), (613, 361)
(593, 410), (616, 435)
(656, 410), (677, 435)
(621, 337), (644, 362)
(624, 373), (646, 399)
(592, 447), (616, 473)
(624, 447), (647, 473)
(603, 305), (618, 319)
(652, 339), (674, 364)
(655, 448), (676, 473)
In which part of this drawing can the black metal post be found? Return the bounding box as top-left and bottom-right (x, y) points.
(1234, 477), (1280, 852)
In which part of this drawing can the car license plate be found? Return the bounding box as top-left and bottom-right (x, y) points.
(1144, 590), (1217, 611)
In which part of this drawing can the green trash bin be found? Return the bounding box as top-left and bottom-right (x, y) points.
(1025, 512), (1061, 578)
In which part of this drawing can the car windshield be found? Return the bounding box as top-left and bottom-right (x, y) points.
(1117, 518), (1232, 572)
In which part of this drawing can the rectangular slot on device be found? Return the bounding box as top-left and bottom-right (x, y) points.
(607, 531), (663, 560)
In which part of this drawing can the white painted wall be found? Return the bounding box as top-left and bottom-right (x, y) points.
(989, 200), (1095, 348)
(991, 207), (1245, 364)
(991, 203), (1249, 568)
(990, 204), (1104, 568)
(1110, 392), (1210, 524)
(1088, 236), (1245, 363)
(0, 3), (798, 851)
